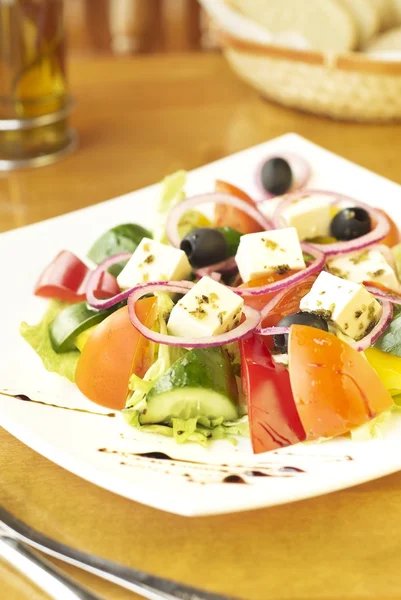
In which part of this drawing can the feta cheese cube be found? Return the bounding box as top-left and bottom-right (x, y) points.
(167, 277), (244, 338)
(281, 195), (332, 241)
(258, 195), (332, 241)
(328, 249), (400, 291)
(235, 227), (306, 283)
(117, 238), (191, 290)
(299, 271), (382, 341)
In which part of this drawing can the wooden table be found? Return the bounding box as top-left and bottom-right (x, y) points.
(2, 53), (401, 600)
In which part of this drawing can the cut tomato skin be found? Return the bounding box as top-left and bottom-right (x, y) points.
(75, 298), (157, 410)
(240, 335), (306, 453)
(241, 274), (318, 319)
(215, 180), (262, 234)
(34, 250), (119, 304)
(375, 208), (401, 248)
(288, 325), (393, 440)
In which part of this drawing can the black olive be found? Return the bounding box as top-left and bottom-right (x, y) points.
(330, 207), (371, 241)
(273, 311), (329, 353)
(260, 157), (293, 196)
(180, 228), (228, 268)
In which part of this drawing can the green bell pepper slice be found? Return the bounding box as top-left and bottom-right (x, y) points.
(217, 227), (243, 257)
(49, 302), (114, 353)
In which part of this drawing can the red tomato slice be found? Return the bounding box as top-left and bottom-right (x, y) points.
(215, 180), (262, 234)
(375, 208), (401, 248)
(75, 298), (157, 410)
(288, 325), (393, 439)
(34, 250), (119, 303)
(363, 280), (401, 298)
(239, 271), (307, 312)
(240, 335), (306, 453)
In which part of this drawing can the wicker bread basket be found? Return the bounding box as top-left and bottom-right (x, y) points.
(220, 33), (401, 122)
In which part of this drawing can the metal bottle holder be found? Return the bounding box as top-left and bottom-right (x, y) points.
(0, 98), (78, 171)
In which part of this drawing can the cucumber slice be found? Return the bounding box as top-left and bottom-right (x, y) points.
(142, 347), (239, 424)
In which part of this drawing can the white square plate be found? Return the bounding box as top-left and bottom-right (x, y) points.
(2, 133), (401, 517)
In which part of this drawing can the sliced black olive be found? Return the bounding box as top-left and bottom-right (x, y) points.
(260, 157), (293, 196)
(273, 311), (329, 353)
(180, 228), (228, 268)
(330, 207), (371, 241)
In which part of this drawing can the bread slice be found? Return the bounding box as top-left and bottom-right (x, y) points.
(392, 0), (401, 25)
(227, 0), (357, 52)
(365, 25), (401, 51)
(336, 0), (379, 47)
(367, 0), (397, 30)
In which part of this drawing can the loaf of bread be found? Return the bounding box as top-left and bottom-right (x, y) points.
(365, 25), (401, 50)
(226, 0), (357, 52)
(336, 0), (379, 47)
(368, 0), (398, 30)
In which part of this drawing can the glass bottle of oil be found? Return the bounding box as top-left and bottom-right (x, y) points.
(0, 0), (76, 169)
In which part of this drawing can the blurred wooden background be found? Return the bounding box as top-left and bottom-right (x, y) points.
(66, 0), (218, 55)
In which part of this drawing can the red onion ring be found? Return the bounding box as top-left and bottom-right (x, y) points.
(260, 287), (289, 320)
(86, 253), (193, 310)
(257, 300), (392, 351)
(255, 152), (312, 200)
(272, 190), (389, 257)
(231, 243), (325, 297)
(127, 283), (261, 348)
(166, 192), (272, 248)
(350, 300), (393, 352)
(255, 326), (290, 336)
(195, 256), (238, 279)
(201, 271), (222, 283)
(364, 284), (401, 305)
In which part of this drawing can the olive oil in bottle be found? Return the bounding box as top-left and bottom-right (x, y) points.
(0, 0), (76, 168)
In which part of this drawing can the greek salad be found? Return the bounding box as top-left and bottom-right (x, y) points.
(21, 154), (401, 453)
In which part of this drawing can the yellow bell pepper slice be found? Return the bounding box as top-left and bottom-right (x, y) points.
(365, 347), (401, 396)
(75, 325), (98, 352)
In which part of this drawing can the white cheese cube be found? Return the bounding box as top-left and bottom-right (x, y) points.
(258, 195), (332, 241)
(167, 277), (244, 338)
(117, 238), (191, 290)
(299, 271), (382, 341)
(281, 195), (332, 241)
(235, 227), (306, 283)
(328, 249), (400, 291)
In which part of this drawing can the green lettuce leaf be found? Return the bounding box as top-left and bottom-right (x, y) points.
(374, 311), (401, 358)
(125, 293), (183, 409)
(20, 300), (79, 382)
(123, 408), (249, 447)
(350, 409), (395, 441)
(153, 170), (187, 243)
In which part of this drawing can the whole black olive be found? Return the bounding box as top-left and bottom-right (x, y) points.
(330, 207), (371, 241)
(260, 157), (293, 196)
(273, 311), (329, 353)
(180, 228), (228, 268)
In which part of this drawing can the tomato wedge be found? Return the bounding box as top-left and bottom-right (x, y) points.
(240, 335), (306, 453)
(288, 325), (393, 439)
(215, 180), (262, 234)
(239, 271), (310, 312)
(34, 250), (119, 304)
(375, 208), (401, 247)
(76, 298), (157, 410)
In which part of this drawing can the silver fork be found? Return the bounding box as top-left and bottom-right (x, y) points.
(0, 505), (239, 600)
